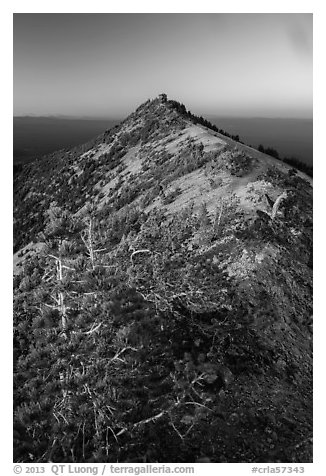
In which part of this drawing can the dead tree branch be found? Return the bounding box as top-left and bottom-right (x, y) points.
(271, 191), (287, 220)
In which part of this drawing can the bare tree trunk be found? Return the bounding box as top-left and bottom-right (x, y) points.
(88, 218), (95, 270)
(212, 199), (224, 238)
(271, 192), (287, 220)
(81, 217), (97, 270)
(48, 254), (68, 336)
(56, 257), (67, 334)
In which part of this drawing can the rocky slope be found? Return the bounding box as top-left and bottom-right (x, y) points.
(13, 95), (313, 463)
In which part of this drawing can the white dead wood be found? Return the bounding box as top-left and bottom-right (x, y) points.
(130, 249), (151, 262)
(83, 322), (102, 335)
(47, 254), (69, 335)
(212, 198), (224, 236)
(115, 397), (210, 438)
(271, 191), (287, 220)
(80, 217), (96, 270)
(62, 264), (76, 271)
(107, 346), (137, 364)
(116, 409), (168, 436)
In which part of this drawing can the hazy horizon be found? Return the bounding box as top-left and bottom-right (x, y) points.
(14, 14), (312, 119)
(13, 112), (313, 121)
(13, 114), (313, 167)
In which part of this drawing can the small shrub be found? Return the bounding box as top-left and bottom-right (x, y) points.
(209, 177), (224, 189)
(162, 188), (182, 205)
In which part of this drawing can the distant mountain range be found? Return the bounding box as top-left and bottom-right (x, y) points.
(14, 95), (312, 463)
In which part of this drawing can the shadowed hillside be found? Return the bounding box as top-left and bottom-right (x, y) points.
(13, 95), (312, 463)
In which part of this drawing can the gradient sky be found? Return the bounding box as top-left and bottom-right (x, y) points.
(13, 13), (313, 119)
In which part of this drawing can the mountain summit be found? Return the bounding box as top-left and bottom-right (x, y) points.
(14, 95), (313, 463)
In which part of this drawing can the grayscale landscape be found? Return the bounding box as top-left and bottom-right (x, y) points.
(13, 13), (313, 463)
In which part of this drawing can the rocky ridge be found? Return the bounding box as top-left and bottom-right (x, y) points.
(13, 95), (313, 463)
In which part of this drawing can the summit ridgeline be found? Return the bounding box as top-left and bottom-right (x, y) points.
(14, 95), (312, 463)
